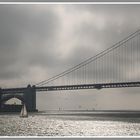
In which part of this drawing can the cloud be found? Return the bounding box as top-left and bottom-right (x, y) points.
(0, 4), (140, 110)
(0, 5), (61, 86)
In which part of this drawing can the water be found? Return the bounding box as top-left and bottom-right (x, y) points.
(1, 112), (140, 136)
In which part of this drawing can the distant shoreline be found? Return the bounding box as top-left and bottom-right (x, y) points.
(41, 109), (140, 112)
(36, 110), (140, 117)
(1, 110), (140, 117)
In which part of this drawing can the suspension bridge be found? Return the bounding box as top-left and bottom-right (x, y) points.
(0, 29), (140, 112)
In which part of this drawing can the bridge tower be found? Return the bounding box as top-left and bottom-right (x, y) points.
(23, 85), (37, 112)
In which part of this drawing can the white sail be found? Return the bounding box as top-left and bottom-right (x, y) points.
(20, 104), (28, 118)
(20, 105), (24, 117)
(23, 104), (28, 117)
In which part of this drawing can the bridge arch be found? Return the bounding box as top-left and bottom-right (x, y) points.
(0, 95), (25, 104)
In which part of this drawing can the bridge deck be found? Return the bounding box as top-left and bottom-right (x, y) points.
(1, 82), (140, 94)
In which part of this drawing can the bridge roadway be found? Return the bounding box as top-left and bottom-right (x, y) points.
(1, 81), (140, 94)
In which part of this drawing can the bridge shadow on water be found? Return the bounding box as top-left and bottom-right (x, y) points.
(1, 110), (140, 124)
(28, 110), (140, 123)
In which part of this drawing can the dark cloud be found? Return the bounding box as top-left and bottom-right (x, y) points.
(0, 5), (61, 82)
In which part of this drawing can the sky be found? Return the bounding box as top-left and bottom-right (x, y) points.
(1, 4), (140, 110)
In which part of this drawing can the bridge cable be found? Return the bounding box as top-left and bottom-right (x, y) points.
(35, 29), (140, 86)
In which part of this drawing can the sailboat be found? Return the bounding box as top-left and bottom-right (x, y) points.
(20, 104), (28, 118)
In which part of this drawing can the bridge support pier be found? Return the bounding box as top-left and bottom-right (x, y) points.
(23, 85), (37, 112)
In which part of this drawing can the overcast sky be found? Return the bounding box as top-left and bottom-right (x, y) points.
(1, 4), (140, 110)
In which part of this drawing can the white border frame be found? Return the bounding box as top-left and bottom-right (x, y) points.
(0, 2), (139, 4)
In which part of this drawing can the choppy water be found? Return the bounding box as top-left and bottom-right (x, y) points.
(1, 112), (140, 136)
